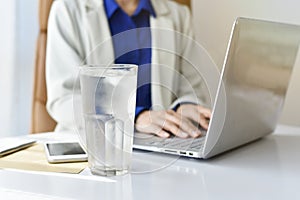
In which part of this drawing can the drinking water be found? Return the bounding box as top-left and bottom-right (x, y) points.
(80, 65), (137, 176)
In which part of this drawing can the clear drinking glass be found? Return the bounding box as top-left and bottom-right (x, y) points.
(79, 64), (137, 176)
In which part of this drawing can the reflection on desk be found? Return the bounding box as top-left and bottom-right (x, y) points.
(0, 125), (300, 200)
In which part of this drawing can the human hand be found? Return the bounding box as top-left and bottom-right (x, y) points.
(176, 104), (211, 130)
(135, 110), (202, 138)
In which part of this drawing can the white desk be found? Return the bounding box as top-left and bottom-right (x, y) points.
(0, 125), (300, 200)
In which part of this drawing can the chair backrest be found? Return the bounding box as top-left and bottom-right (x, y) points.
(175, 0), (190, 8)
(30, 0), (190, 134)
(31, 0), (56, 134)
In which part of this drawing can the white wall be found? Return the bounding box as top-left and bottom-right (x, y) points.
(0, 0), (38, 137)
(16, 1), (39, 135)
(0, 1), (17, 137)
(192, 0), (300, 126)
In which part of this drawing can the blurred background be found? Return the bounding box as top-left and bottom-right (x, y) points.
(0, 0), (38, 137)
(0, 0), (299, 137)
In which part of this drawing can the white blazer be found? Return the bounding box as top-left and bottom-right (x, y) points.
(46, 0), (207, 131)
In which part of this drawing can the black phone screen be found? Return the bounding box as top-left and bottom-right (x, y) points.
(46, 143), (86, 156)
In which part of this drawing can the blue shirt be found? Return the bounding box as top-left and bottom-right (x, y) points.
(104, 0), (156, 117)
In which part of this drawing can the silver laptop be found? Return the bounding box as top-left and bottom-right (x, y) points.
(133, 17), (300, 159)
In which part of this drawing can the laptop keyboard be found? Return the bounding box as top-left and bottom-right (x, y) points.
(135, 132), (206, 152)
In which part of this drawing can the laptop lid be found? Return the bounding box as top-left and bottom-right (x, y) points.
(203, 17), (300, 158)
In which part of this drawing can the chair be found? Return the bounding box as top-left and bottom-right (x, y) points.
(175, 0), (190, 8)
(31, 0), (56, 134)
(30, 0), (191, 134)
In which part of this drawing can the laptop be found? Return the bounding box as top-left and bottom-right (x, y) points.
(133, 17), (300, 159)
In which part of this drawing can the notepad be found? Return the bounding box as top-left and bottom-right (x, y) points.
(0, 143), (88, 174)
(0, 138), (36, 157)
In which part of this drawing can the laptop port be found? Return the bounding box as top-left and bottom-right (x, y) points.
(189, 152), (193, 156)
(180, 151), (186, 155)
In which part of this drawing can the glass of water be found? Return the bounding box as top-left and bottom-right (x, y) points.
(79, 64), (137, 176)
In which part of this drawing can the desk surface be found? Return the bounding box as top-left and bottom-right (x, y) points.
(0, 125), (300, 200)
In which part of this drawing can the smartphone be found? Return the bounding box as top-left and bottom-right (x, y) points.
(44, 142), (87, 163)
